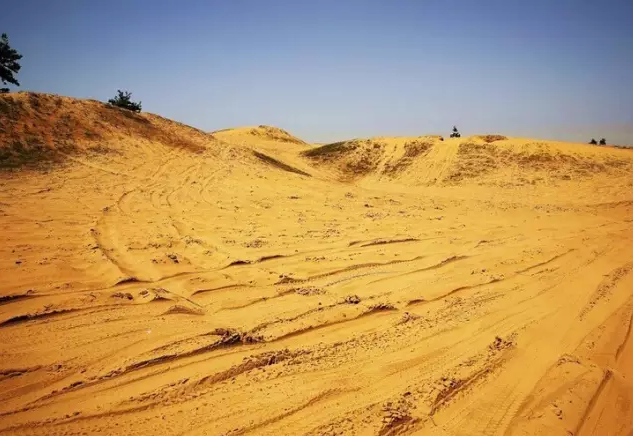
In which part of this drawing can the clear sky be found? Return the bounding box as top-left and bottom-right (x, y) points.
(3, 0), (633, 144)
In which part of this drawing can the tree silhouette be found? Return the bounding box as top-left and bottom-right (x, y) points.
(599, 138), (606, 146)
(450, 126), (461, 138)
(589, 138), (597, 145)
(107, 90), (142, 112)
(0, 33), (22, 93)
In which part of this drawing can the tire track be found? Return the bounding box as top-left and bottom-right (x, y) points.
(573, 369), (613, 436)
(579, 261), (633, 320)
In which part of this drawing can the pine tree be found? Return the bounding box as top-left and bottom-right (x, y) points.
(107, 90), (142, 112)
(0, 33), (23, 93)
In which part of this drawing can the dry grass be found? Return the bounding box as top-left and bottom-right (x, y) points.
(383, 140), (434, 175)
(477, 135), (508, 143)
(302, 141), (354, 159)
(446, 140), (631, 183)
(0, 92), (213, 168)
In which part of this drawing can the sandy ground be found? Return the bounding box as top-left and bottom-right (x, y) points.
(1, 93), (633, 435)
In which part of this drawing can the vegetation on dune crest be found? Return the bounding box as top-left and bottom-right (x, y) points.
(479, 135), (507, 143)
(450, 126), (461, 138)
(599, 138), (606, 146)
(108, 90), (142, 112)
(302, 141), (352, 158)
(0, 92), (212, 169)
(0, 33), (22, 93)
(589, 138), (597, 145)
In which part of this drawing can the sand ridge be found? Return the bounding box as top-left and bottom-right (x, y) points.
(1, 92), (633, 435)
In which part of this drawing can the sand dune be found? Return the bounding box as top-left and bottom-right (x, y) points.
(1, 92), (633, 435)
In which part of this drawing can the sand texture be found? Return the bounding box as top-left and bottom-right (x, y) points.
(1, 93), (633, 435)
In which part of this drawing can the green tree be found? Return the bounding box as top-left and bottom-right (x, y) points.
(0, 33), (23, 93)
(107, 90), (142, 112)
(589, 138), (597, 145)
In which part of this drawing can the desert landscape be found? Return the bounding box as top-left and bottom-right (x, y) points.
(0, 92), (632, 436)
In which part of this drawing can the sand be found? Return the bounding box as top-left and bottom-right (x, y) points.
(1, 92), (633, 436)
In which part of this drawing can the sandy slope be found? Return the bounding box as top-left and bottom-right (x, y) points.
(1, 93), (633, 436)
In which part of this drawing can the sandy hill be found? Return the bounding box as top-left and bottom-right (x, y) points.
(1, 92), (633, 436)
(213, 124), (306, 145)
(212, 124), (317, 178)
(0, 92), (223, 168)
(302, 134), (633, 187)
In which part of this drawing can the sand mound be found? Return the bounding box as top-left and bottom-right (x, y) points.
(303, 138), (384, 179)
(302, 137), (441, 181)
(213, 125), (306, 145)
(446, 138), (633, 185)
(0, 92), (216, 168)
(302, 134), (632, 186)
(248, 125), (306, 144)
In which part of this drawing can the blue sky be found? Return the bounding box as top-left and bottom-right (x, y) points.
(3, 0), (633, 144)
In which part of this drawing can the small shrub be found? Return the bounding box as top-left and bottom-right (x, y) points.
(589, 138), (597, 145)
(107, 90), (142, 112)
(450, 126), (461, 138)
(599, 138), (606, 146)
